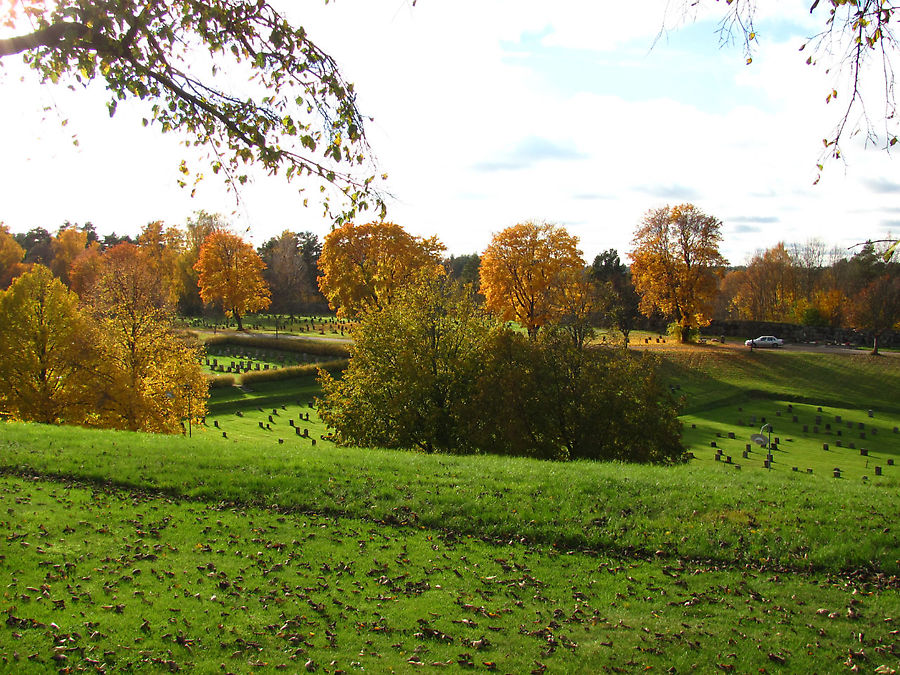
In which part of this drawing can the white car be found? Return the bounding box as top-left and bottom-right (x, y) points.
(745, 335), (783, 348)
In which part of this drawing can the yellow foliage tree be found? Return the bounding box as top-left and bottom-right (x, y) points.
(50, 226), (87, 286)
(317, 221), (445, 318)
(90, 244), (207, 432)
(0, 223), (25, 289)
(730, 243), (798, 322)
(195, 231), (271, 330)
(0, 264), (101, 424)
(630, 204), (727, 342)
(137, 220), (185, 306)
(480, 221), (585, 337)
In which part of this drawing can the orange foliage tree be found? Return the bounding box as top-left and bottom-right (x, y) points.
(479, 221), (584, 337)
(630, 204), (727, 342)
(848, 275), (900, 355)
(195, 231), (271, 330)
(317, 222), (445, 318)
(90, 244), (207, 432)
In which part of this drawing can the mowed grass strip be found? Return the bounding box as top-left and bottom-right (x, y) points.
(3, 416), (899, 574)
(2, 475), (897, 674)
(656, 348), (900, 414)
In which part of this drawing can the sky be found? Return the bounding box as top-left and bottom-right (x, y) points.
(1, 0), (898, 265)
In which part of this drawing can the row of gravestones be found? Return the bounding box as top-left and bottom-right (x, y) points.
(704, 402), (898, 478)
(212, 401), (317, 442)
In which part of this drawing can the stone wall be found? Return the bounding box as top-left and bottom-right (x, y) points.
(701, 320), (899, 349)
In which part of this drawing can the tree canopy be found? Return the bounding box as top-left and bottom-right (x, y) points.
(195, 230), (271, 330)
(630, 204), (727, 341)
(0, 0), (385, 221)
(480, 221), (585, 337)
(317, 221), (445, 318)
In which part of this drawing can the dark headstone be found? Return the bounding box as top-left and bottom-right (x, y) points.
(807, 468), (813, 474)
(860, 432), (866, 440)
(728, 432), (735, 439)
(889, 458), (895, 466)
(742, 451), (749, 459)
(258, 421), (264, 429)
(214, 420), (219, 428)
(710, 441), (717, 448)
(823, 443), (829, 451)
(875, 466), (883, 476)
(792, 467), (798, 472)
(803, 425), (808, 433)
(222, 432), (227, 439)
(746, 444), (752, 452)
(833, 468), (841, 478)
(868, 409), (874, 418)
(860, 448), (868, 456)
(835, 415), (842, 423)
(289, 419), (294, 427)
(836, 440), (843, 447)
(817, 407), (823, 412)
(792, 416), (798, 423)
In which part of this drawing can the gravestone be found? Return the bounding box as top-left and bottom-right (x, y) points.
(295, 426), (301, 436)
(803, 425), (808, 433)
(268, 415), (274, 423)
(710, 441), (717, 448)
(222, 432), (227, 439)
(860, 448), (868, 456)
(214, 420), (219, 428)
(850, 442), (856, 449)
(889, 458), (895, 466)
(836, 440), (843, 447)
(835, 415), (842, 423)
(817, 407), (823, 412)
(816, 415), (822, 425)
(289, 419), (294, 427)
(258, 421), (264, 429)
(869, 409), (874, 418)
(764, 460), (770, 469)
(742, 450), (749, 459)
(823, 443), (829, 451)
(833, 468), (841, 478)
(746, 444), (752, 452)
(792, 416), (798, 423)
(861, 432), (866, 439)
(875, 466), (883, 476)
(728, 432), (735, 439)
(807, 468), (813, 474)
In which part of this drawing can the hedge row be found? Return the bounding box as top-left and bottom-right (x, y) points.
(204, 334), (350, 358)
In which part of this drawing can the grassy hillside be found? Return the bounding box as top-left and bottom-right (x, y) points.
(1, 346), (899, 672)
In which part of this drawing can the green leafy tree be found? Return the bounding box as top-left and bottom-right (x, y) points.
(468, 327), (684, 463)
(318, 274), (490, 453)
(0, 264), (101, 424)
(0, 0), (384, 221)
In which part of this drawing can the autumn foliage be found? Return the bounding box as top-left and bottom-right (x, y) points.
(317, 221), (445, 318)
(630, 204), (726, 341)
(195, 231), (271, 331)
(480, 222), (585, 337)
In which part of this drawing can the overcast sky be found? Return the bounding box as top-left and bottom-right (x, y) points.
(1, 0), (898, 265)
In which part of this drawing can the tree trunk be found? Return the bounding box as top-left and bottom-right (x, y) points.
(234, 310), (243, 331)
(872, 334), (880, 356)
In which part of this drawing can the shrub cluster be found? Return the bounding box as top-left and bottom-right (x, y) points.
(318, 276), (684, 463)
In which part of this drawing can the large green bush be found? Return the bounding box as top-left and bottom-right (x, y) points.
(318, 277), (685, 463)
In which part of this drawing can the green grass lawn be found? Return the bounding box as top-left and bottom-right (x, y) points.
(2, 345), (900, 672)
